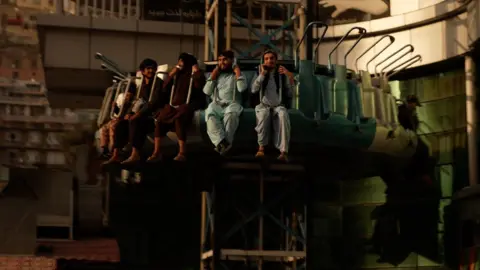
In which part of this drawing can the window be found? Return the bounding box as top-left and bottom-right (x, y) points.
(12, 59), (20, 69)
(12, 71), (18, 79)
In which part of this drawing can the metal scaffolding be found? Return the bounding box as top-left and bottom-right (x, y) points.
(200, 161), (309, 270)
(204, 0), (307, 61)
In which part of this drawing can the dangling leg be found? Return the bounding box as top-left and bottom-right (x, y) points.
(174, 118), (188, 162)
(254, 104), (271, 158)
(272, 106), (290, 162)
(103, 120), (129, 165)
(147, 121), (168, 162)
(122, 117), (149, 165)
(99, 121), (110, 157)
(222, 103), (242, 154)
(205, 103), (226, 153)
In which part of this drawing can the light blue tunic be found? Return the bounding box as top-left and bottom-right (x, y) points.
(203, 72), (247, 146)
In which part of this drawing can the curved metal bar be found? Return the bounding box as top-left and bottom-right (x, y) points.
(328, 27), (366, 70)
(101, 64), (128, 80)
(386, 55), (422, 79)
(294, 21), (328, 69)
(312, 24), (329, 66)
(109, 80), (126, 119)
(355, 35), (395, 73)
(344, 28), (367, 66)
(96, 52), (128, 77)
(379, 49), (414, 74)
(374, 44), (414, 76)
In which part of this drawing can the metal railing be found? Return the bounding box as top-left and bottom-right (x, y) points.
(60, 0), (140, 20)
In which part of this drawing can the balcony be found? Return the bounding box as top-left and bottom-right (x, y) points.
(0, 96), (48, 106)
(1, 115), (79, 124)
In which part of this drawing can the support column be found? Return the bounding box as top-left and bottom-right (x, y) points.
(216, 0), (226, 58)
(56, 0), (64, 15)
(305, 0), (316, 60)
(465, 55), (478, 186)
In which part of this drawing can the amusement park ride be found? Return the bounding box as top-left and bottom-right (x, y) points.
(92, 0), (434, 269)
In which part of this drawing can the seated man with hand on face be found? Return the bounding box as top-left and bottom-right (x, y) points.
(251, 50), (295, 162)
(203, 50), (247, 154)
(103, 58), (161, 165)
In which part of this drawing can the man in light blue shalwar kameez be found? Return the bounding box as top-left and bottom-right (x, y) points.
(251, 50), (295, 162)
(203, 50), (247, 154)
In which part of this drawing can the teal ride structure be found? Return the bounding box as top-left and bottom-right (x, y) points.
(95, 22), (424, 163)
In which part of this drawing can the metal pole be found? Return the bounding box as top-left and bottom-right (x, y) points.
(200, 192), (207, 270)
(298, 7), (306, 60)
(466, 55), (478, 186)
(55, 0), (64, 15)
(226, 0), (232, 50)
(204, 0), (210, 61)
(258, 170), (264, 270)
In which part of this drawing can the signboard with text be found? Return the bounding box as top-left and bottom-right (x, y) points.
(143, 0), (285, 24)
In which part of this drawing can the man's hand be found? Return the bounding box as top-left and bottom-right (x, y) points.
(124, 114), (131, 120)
(129, 113), (141, 121)
(260, 65), (268, 75)
(233, 65), (241, 79)
(279, 65), (294, 84)
(211, 66), (220, 80)
(192, 64), (200, 74)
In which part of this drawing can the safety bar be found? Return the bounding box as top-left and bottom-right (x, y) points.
(344, 28), (367, 66)
(328, 27), (367, 70)
(148, 70), (169, 102)
(110, 79), (134, 119)
(95, 52), (128, 78)
(374, 44), (414, 77)
(101, 64), (128, 80)
(295, 21), (328, 70)
(386, 55), (422, 79)
(169, 70), (195, 108)
(355, 35), (395, 73)
(312, 24), (329, 66)
(379, 48), (415, 75)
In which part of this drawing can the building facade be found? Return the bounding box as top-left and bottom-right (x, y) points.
(0, 0), (81, 168)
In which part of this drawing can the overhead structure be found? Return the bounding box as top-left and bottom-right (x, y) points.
(204, 0), (306, 61)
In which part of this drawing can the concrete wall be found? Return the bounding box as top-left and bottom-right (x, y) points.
(0, 169), (73, 255)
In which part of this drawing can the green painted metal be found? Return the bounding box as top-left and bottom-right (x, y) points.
(332, 65), (349, 116)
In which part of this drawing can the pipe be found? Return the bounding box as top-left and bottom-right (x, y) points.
(386, 55), (422, 79)
(356, 35), (395, 73)
(328, 27), (366, 70)
(312, 25), (329, 66)
(344, 28), (367, 66)
(465, 55), (478, 186)
(374, 44), (414, 77)
(226, 0), (232, 49)
(295, 21), (327, 69)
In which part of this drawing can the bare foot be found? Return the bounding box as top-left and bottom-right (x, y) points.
(102, 156), (120, 166)
(121, 155), (140, 165)
(277, 152), (289, 162)
(147, 154), (163, 163)
(173, 153), (186, 162)
(255, 150), (265, 158)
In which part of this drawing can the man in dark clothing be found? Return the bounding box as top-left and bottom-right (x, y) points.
(147, 53), (206, 162)
(397, 94), (421, 132)
(104, 58), (162, 165)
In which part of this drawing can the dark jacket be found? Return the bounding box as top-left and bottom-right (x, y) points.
(250, 69), (292, 109)
(397, 104), (419, 131)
